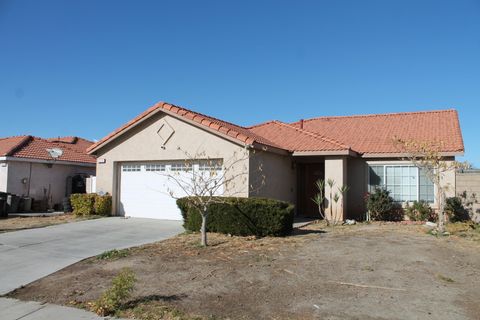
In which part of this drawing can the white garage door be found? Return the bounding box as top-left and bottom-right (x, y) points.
(119, 161), (223, 220)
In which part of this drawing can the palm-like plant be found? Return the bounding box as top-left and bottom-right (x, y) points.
(311, 179), (327, 224)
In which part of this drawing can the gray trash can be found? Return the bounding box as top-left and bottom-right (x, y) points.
(7, 194), (20, 213)
(0, 192), (7, 218)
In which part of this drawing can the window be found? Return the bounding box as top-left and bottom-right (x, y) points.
(170, 163), (190, 172)
(198, 160), (222, 172)
(368, 165), (434, 203)
(145, 164), (165, 172)
(122, 164), (141, 172)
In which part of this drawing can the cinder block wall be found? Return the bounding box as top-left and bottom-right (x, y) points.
(456, 170), (480, 196)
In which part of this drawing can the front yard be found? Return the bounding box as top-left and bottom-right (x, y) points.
(9, 222), (480, 320)
(0, 214), (101, 233)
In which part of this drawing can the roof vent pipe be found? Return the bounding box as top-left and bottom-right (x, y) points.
(299, 119), (304, 129)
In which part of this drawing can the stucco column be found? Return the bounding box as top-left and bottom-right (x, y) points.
(324, 156), (347, 222)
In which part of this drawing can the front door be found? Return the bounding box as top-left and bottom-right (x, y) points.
(298, 163), (324, 217)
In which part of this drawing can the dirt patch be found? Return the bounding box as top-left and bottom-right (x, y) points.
(9, 223), (480, 320)
(0, 214), (100, 233)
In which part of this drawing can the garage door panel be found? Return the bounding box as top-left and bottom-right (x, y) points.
(119, 162), (223, 220)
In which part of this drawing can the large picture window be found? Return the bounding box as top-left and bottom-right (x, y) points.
(368, 165), (434, 203)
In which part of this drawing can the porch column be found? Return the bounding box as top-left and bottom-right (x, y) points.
(324, 156), (347, 222)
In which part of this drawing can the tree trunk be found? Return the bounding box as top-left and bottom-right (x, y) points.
(200, 211), (208, 246)
(437, 190), (446, 233)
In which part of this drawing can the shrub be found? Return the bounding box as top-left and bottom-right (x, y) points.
(365, 188), (401, 221)
(70, 193), (96, 216)
(405, 200), (436, 222)
(97, 249), (129, 260)
(91, 268), (136, 316)
(94, 194), (112, 216)
(445, 197), (470, 222)
(177, 197), (295, 237)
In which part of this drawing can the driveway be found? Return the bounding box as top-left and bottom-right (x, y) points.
(0, 217), (183, 295)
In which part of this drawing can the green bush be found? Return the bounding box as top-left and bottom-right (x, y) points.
(91, 268), (136, 316)
(94, 194), (112, 216)
(365, 188), (402, 221)
(445, 197), (470, 222)
(70, 193), (96, 216)
(177, 197), (294, 237)
(405, 200), (436, 222)
(70, 193), (112, 216)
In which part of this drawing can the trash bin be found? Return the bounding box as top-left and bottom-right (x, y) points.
(7, 194), (20, 213)
(0, 192), (7, 218)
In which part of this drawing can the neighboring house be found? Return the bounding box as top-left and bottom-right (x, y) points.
(87, 102), (464, 220)
(0, 136), (96, 211)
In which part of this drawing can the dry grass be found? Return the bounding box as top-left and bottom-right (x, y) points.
(0, 214), (101, 233)
(11, 221), (480, 320)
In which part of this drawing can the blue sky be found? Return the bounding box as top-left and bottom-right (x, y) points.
(1, 0), (479, 166)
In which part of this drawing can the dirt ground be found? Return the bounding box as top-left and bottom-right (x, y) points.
(9, 223), (480, 320)
(0, 214), (99, 232)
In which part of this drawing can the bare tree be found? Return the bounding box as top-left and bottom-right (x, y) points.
(395, 139), (470, 233)
(163, 146), (265, 246)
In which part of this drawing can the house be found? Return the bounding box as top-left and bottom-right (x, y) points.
(87, 102), (464, 220)
(0, 136), (96, 212)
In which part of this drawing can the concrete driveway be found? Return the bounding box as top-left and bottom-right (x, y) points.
(0, 217), (183, 295)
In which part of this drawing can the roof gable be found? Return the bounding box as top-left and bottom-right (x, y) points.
(87, 102), (283, 154)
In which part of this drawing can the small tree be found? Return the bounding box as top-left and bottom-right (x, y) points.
(395, 139), (470, 233)
(164, 146), (265, 246)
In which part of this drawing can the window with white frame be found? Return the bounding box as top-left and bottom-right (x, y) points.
(145, 164), (165, 172)
(122, 164), (141, 172)
(198, 160), (222, 172)
(170, 163), (191, 172)
(368, 165), (434, 203)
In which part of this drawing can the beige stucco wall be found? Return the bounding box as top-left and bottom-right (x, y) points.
(93, 112), (251, 215)
(249, 150), (296, 204)
(324, 156), (348, 221)
(347, 157), (367, 219)
(6, 160), (95, 206)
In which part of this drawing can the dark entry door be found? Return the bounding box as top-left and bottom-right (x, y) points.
(298, 163), (324, 217)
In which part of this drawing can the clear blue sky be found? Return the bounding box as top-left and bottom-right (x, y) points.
(1, 0), (479, 166)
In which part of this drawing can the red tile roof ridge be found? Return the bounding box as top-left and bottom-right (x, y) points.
(246, 120), (278, 129)
(298, 108), (458, 123)
(272, 121), (351, 151)
(162, 102), (251, 130)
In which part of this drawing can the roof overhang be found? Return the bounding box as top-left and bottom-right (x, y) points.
(0, 156), (96, 167)
(292, 149), (358, 157)
(361, 151), (464, 158)
(250, 142), (290, 156)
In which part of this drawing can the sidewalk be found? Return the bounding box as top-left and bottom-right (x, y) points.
(0, 297), (123, 320)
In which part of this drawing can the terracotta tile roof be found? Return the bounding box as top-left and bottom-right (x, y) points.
(88, 101), (464, 156)
(290, 109), (464, 154)
(0, 135), (96, 164)
(249, 121), (351, 153)
(87, 102), (283, 153)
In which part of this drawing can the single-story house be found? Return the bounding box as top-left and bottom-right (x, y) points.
(0, 136), (96, 211)
(87, 102), (464, 220)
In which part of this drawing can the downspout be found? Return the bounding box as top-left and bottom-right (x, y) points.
(27, 162), (32, 197)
